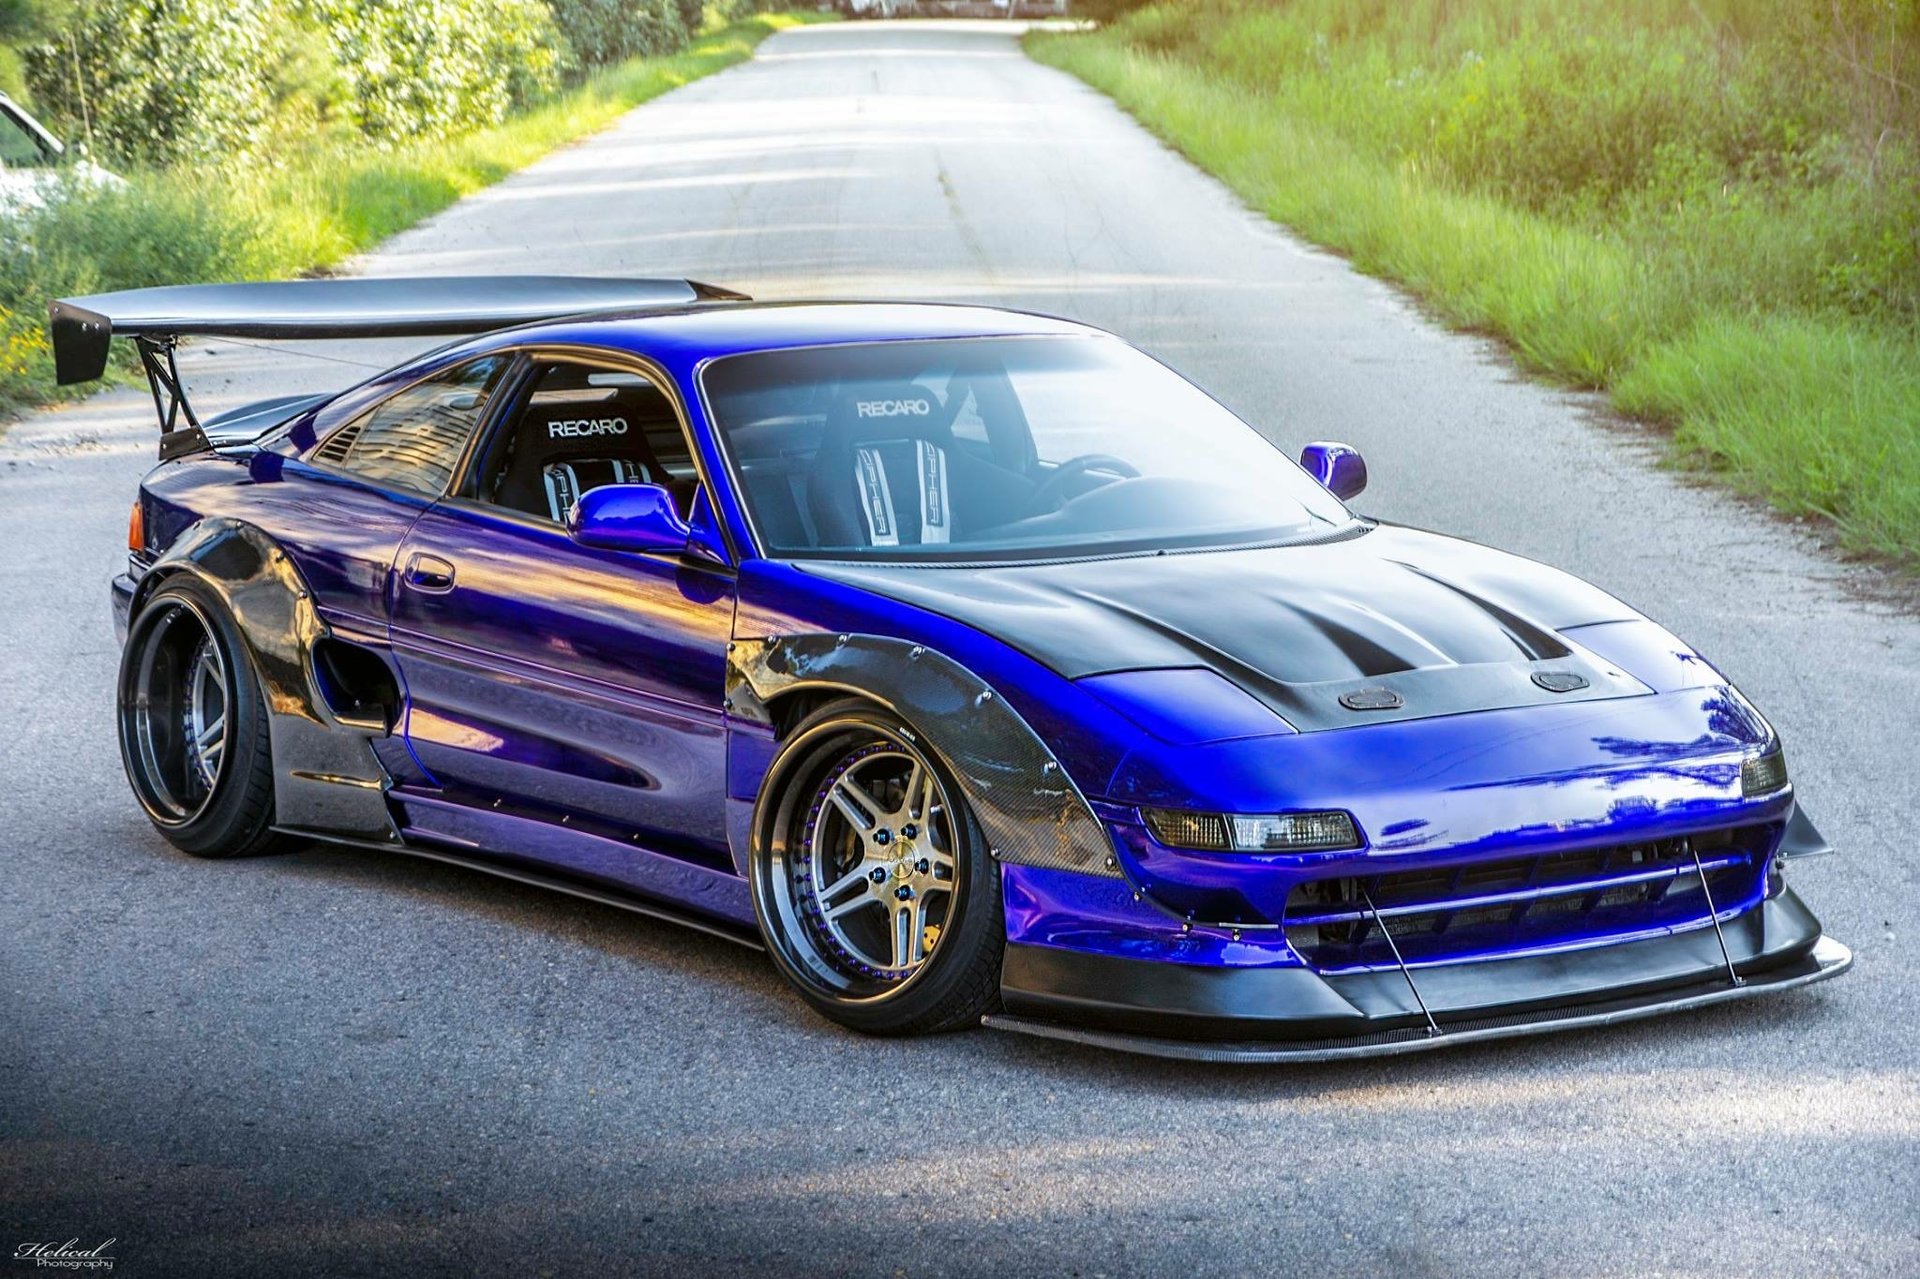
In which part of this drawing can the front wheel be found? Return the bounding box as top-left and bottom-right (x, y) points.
(751, 699), (1002, 1035)
(118, 575), (288, 859)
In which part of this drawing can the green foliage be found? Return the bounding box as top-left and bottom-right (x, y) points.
(1616, 316), (1920, 555)
(0, 0), (42, 94)
(0, 13), (825, 418)
(0, 0), (44, 39)
(1030, 0), (1920, 567)
(0, 178), (272, 407)
(546, 0), (686, 71)
(12, 0), (701, 166)
(0, 44), (26, 97)
(300, 0), (564, 141)
(22, 0), (285, 165)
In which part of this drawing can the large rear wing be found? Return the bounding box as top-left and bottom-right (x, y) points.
(49, 275), (748, 453)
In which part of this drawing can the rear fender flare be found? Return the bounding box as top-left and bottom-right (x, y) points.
(133, 517), (398, 843)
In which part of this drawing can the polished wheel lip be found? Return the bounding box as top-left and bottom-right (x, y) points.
(120, 594), (232, 827)
(754, 714), (968, 1004)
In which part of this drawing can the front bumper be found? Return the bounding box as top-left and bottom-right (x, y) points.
(990, 889), (1850, 1061)
(110, 570), (137, 644)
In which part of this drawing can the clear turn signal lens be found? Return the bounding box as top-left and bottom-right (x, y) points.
(1741, 747), (1789, 797)
(1229, 812), (1361, 852)
(1143, 808), (1360, 853)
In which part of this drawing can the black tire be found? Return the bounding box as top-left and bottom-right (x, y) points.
(118, 575), (288, 859)
(750, 698), (1003, 1036)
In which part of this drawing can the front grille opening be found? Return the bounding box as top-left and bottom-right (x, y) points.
(1282, 829), (1766, 971)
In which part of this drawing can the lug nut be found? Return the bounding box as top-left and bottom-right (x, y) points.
(874, 829), (892, 846)
(895, 885), (914, 901)
(869, 867), (887, 884)
(916, 858), (930, 873)
(901, 823), (918, 839)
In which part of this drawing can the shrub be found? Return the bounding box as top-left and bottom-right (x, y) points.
(0, 0), (48, 98)
(300, 0), (564, 141)
(547, 0), (689, 70)
(0, 177), (268, 412)
(22, 0), (286, 166)
(20, 0), (574, 162)
(0, 11), (817, 419)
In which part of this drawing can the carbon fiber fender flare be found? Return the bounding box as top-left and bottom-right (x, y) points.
(726, 633), (1120, 879)
(132, 517), (399, 843)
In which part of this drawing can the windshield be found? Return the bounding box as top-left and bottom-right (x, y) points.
(702, 336), (1351, 561)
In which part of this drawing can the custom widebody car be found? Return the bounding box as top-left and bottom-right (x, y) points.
(58, 276), (1849, 1060)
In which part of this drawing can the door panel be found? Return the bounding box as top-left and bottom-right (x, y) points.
(265, 355), (513, 789)
(388, 499), (736, 875)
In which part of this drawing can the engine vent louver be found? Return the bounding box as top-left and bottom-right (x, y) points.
(312, 421), (364, 466)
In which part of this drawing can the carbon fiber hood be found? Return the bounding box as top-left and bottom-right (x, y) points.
(798, 524), (1654, 732)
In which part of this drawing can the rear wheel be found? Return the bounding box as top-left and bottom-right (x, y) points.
(118, 576), (287, 858)
(751, 699), (1002, 1035)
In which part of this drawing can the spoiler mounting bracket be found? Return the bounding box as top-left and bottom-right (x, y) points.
(135, 335), (213, 461)
(136, 334), (198, 433)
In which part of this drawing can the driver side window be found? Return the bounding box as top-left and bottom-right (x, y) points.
(464, 360), (696, 524)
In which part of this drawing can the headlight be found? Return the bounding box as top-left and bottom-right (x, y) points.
(1740, 746), (1789, 797)
(1142, 807), (1361, 852)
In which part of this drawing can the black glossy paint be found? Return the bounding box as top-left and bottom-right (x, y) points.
(50, 276), (744, 385)
(799, 523), (1645, 731)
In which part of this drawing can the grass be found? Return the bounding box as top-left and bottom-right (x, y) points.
(0, 11), (829, 420)
(1028, 1), (1920, 569)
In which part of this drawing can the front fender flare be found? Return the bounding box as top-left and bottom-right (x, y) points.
(727, 633), (1120, 879)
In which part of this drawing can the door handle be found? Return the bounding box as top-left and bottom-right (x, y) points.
(404, 553), (456, 594)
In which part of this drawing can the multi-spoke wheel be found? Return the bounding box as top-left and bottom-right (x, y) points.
(752, 699), (1003, 1035)
(118, 576), (286, 858)
(808, 742), (957, 978)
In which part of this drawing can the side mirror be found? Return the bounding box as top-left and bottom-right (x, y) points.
(567, 483), (693, 554)
(1299, 441), (1368, 501)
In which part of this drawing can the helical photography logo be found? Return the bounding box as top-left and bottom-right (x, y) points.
(12, 1239), (116, 1271)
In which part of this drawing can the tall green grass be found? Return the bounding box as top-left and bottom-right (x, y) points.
(0, 12), (825, 419)
(1030, 1), (1920, 568)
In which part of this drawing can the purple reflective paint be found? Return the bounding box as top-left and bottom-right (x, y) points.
(1298, 440), (1368, 501)
(567, 483), (695, 555)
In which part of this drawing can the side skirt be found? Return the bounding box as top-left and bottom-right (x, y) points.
(281, 828), (766, 952)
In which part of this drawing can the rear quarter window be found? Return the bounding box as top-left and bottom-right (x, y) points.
(309, 357), (507, 495)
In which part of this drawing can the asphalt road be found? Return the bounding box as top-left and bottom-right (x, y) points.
(3, 20), (1916, 1278)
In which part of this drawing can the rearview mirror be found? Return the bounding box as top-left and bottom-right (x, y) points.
(567, 483), (692, 554)
(1299, 441), (1368, 501)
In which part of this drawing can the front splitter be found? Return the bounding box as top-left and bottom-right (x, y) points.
(982, 934), (1852, 1063)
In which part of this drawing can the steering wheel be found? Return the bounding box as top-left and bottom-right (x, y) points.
(1021, 453), (1141, 518)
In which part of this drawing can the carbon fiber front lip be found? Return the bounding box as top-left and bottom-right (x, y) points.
(982, 935), (1852, 1063)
